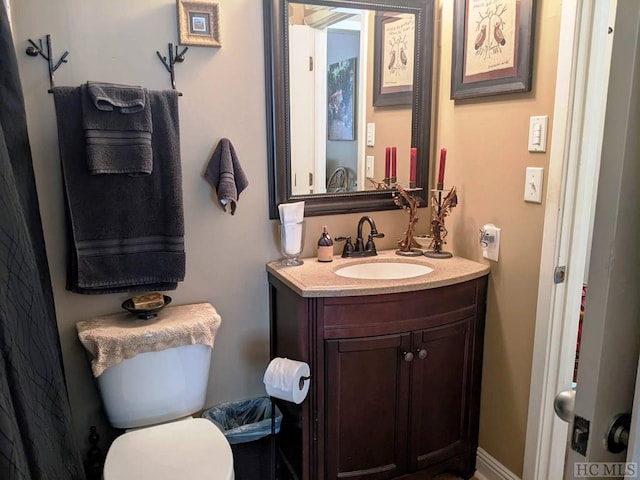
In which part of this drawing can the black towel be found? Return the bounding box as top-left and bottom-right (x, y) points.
(87, 81), (145, 112)
(204, 138), (249, 215)
(53, 86), (185, 294)
(81, 82), (153, 175)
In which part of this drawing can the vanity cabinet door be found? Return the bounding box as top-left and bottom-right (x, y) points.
(408, 319), (472, 473)
(325, 333), (411, 480)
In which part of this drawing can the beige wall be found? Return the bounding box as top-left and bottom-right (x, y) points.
(11, 0), (561, 475)
(435, 0), (562, 475)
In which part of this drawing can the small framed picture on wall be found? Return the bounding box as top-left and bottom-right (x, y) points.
(177, 0), (221, 47)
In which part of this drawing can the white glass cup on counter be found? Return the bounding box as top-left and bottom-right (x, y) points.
(279, 220), (305, 266)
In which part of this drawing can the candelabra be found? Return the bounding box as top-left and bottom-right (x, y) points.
(393, 183), (424, 257)
(424, 186), (457, 258)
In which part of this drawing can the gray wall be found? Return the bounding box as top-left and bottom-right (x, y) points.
(11, 0), (411, 451)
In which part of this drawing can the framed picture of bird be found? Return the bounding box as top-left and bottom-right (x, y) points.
(451, 0), (536, 99)
(373, 12), (416, 107)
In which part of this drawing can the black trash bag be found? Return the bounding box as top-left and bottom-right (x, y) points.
(202, 397), (282, 445)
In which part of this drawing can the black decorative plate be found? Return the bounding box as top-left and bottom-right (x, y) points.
(121, 295), (172, 320)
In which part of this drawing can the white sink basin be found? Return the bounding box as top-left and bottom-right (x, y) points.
(334, 261), (434, 280)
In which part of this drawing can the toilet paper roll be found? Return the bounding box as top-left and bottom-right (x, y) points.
(263, 357), (310, 404)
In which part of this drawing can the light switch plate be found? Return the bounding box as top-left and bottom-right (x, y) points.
(366, 123), (375, 146)
(528, 115), (548, 152)
(366, 156), (374, 178)
(524, 167), (544, 203)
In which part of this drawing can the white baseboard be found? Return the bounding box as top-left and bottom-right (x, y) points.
(474, 447), (521, 480)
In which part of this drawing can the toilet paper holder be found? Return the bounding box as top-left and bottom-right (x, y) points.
(299, 375), (311, 390)
(264, 357), (312, 404)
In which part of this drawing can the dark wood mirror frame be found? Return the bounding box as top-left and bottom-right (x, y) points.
(264, 0), (435, 219)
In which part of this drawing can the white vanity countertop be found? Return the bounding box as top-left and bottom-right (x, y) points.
(266, 250), (490, 298)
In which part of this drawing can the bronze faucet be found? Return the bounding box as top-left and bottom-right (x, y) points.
(335, 216), (385, 258)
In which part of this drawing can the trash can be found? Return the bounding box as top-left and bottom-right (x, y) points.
(202, 397), (282, 480)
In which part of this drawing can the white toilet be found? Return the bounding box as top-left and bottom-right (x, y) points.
(77, 304), (234, 480)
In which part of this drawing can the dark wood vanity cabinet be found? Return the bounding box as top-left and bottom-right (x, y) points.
(268, 274), (488, 480)
(325, 333), (410, 479)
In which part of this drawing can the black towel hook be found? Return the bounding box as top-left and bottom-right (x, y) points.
(25, 34), (69, 92)
(155, 43), (188, 95)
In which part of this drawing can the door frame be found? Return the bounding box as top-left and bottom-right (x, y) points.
(314, 28), (328, 193)
(523, 1), (617, 478)
(355, 11), (369, 191)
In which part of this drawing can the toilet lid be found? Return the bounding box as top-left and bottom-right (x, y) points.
(104, 418), (234, 480)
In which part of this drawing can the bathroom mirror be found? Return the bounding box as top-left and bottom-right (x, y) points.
(264, 0), (434, 218)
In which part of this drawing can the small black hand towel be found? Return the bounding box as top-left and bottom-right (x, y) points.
(81, 82), (153, 175)
(87, 81), (146, 112)
(204, 138), (249, 215)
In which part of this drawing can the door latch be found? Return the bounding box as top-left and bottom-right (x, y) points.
(571, 415), (590, 456)
(554, 265), (566, 284)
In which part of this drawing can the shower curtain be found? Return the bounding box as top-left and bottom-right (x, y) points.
(0, 4), (85, 479)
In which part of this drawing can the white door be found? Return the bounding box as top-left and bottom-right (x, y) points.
(289, 25), (317, 195)
(523, 0), (640, 480)
(561, 1), (640, 478)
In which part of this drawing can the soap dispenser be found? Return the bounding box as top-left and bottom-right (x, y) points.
(317, 226), (334, 262)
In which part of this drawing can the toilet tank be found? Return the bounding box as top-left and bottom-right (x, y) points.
(97, 343), (212, 429)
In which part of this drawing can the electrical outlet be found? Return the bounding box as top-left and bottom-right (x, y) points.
(481, 224), (501, 262)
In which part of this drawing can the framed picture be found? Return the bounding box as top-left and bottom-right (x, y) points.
(451, 0), (536, 99)
(177, 0), (221, 48)
(373, 12), (416, 107)
(327, 57), (357, 141)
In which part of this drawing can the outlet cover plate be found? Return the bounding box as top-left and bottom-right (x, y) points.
(481, 224), (501, 262)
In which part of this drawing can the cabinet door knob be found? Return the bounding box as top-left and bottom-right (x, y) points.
(417, 348), (428, 359)
(403, 351), (414, 362)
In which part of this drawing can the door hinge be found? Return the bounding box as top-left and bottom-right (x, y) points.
(309, 56), (313, 71)
(554, 266), (566, 284)
(309, 172), (313, 186)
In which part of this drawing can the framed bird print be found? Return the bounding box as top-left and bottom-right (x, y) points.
(451, 0), (536, 99)
(373, 12), (416, 107)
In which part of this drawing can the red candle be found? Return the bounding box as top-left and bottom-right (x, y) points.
(410, 147), (417, 185)
(385, 147), (391, 179)
(437, 148), (447, 188)
(391, 147), (397, 178)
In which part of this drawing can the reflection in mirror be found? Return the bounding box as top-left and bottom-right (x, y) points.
(289, 5), (415, 195)
(265, 0), (434, 218)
